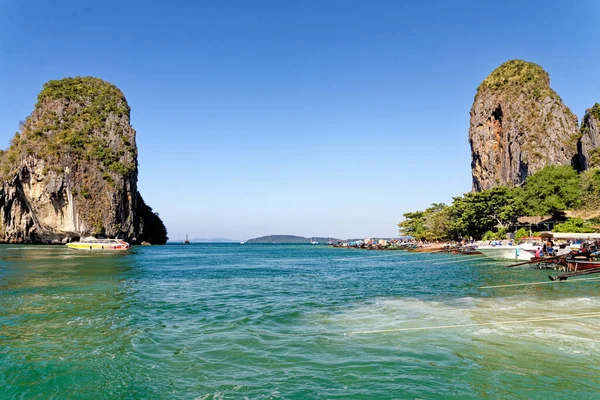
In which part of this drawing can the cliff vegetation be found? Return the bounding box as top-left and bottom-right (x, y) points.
(0, 77), (167, 244)
(399, 165), (600, 241)
(470, 60), (579, 191)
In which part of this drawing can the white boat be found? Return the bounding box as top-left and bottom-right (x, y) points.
(476, 243), (536, 261)
(310, 237), (318, 245)
(66, 238), (131, 251)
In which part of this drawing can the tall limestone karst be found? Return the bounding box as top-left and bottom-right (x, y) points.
(469, 60), (579, 192)
(0, 77), (168, 244)
(575, 103), (600, 171)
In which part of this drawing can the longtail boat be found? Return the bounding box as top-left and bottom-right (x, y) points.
(549, 266), (600, 281)
(565, 259), (600, 271)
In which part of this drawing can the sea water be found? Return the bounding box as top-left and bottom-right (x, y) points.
(1, 244), (599, 399)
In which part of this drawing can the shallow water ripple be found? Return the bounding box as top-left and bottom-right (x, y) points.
(1, 244), (600, 398)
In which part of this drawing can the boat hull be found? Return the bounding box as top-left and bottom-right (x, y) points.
(476, 246), (534, 261)
(66, 242), (130, 251)
(566, 260), (600, 271)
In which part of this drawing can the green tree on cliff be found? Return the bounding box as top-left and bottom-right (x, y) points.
(579, 168), (600, 210)
(519, 165), (581, 218)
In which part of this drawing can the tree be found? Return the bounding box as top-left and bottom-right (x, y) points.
(423, 203), (454, 241)
(398, 210), (426, 240)
(520, 165), (581, 218)
(514, 227), (530, 240)
(451, 186), (523, 239)
(579, 168), (600, 210)
(553, 218), (596, 233)
(398, 203), (456, 241)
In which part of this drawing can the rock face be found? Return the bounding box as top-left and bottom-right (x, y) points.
(0, 77), (168, 244)
(469, 60), (579, 192)
(575, 103), (600, 171)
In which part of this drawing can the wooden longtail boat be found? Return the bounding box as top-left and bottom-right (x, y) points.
(566, 259), (600, 271)
(549, 266), (600, 281)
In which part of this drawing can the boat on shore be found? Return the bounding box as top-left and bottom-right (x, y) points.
(66, 238), (131, 251)
(476, 243), (537, 261)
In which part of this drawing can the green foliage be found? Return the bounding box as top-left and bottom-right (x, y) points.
(398, 211), (427, 240)
(423, 203), (456, 240)
(451, 186), (523, 239)
(0, 77), (136, 182)
(102, 172), (114, 184)
(553, 218), (597, 233)
(481, 228), (507, 240)
(37, 77), (129, 116)
(481, 231), (495, 241)
(588, 149), (600, 169)
(80, 186), (91, 199)
(514, 227), (530, 240)
(401, 165), (599, 241)
(398, 165), (600, 242)
(400, 187), (524, 241)
(589, 103), (600, 121)
(478, 60), (553, 99)
(482, 228), (508, 241)
(579, 168), (600, 210)
(520, 165), (581, 217)
(398, 203), (459, 241)
(108, 161), (133, 175)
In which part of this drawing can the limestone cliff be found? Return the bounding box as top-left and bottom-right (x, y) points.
(575, 103), (600, 171)
(0, 77), (167, 244)
(469, 60), (579, 191)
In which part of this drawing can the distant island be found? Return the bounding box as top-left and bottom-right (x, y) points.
(246, 235), (339, 243)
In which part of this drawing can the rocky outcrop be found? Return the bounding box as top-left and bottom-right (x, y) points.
(575, 103), (600, 171)
(0, 77), (167, 244)
(469, 60), (579, 192)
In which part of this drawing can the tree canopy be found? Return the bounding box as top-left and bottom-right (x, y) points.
(398, 165), (599, 240)
(520, 165), (581, 218)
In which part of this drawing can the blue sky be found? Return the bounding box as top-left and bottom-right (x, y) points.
(1, 0), (599, 240)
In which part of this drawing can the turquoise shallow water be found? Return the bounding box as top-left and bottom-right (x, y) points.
(1, 244), (600, 399)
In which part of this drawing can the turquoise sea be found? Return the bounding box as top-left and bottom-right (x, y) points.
(1, 243), (600, 399)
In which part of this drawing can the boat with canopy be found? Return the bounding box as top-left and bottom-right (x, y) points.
(66, 238), (131, 251)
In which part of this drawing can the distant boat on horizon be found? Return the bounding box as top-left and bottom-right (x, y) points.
(183, 234), (190, 244)
(311, 237), (319, 245)
(240, 237), (245, 244)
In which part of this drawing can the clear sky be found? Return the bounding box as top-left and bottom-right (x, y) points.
(1, 0), (599, 241)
